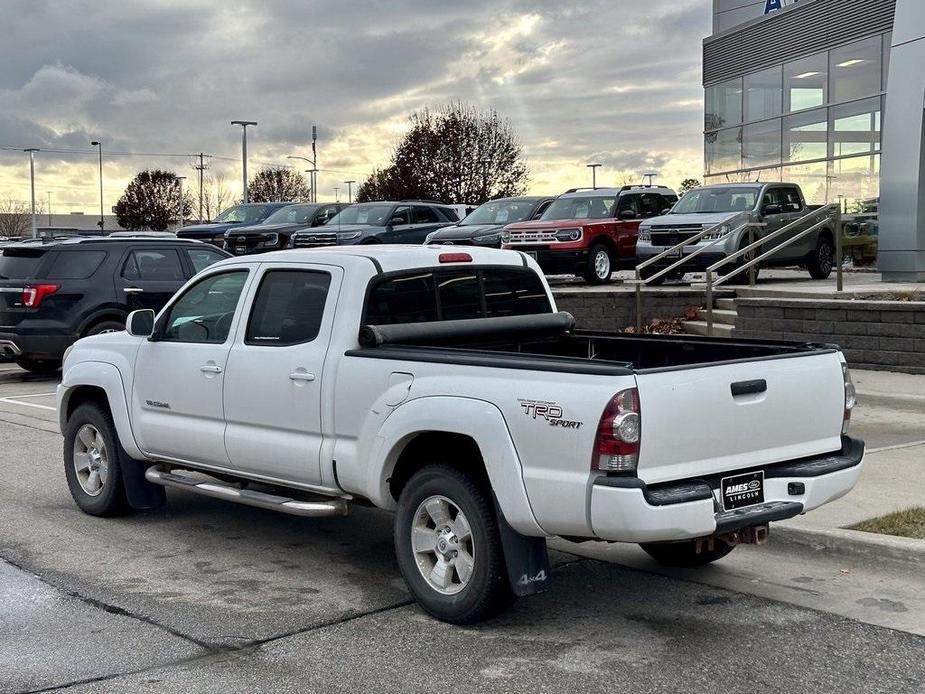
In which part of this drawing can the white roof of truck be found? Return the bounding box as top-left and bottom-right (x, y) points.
(250, 245), (529, 273)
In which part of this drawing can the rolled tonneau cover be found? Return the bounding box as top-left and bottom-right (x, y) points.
(359, 312), (576, 348)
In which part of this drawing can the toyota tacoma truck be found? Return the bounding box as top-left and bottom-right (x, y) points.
(636, 182), (837, 284)
(57, 245), (863, 623)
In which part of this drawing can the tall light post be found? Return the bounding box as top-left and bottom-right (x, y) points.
(333, 187), (340, 202)
(47, 191), (52, 226)
(311, 125), (318, 203)
(344, 180), (356, 203)
(586, 163), (602, 190)
(287, 155), (315, 201)
(90, 141), (104, 230)
(231, 120), (257, 202)
(23, 148), (39, 238)
(176, 176), (187, 229)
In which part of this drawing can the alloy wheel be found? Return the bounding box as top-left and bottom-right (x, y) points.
(73, 424), (109, 497)
(411, 495), (475, 595)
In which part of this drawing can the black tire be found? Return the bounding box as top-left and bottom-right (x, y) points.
(394, 464), (514, 624)
(582, 243), (614, 284)
(63, 403), (130, 517)
(15, 357), (62, 374)
(639, 539), (735, 567)
(84, 320), (125, 337)
(807, 235), (835, 280)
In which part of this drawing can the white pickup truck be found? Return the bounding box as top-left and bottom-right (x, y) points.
(57, 246), (863, 623)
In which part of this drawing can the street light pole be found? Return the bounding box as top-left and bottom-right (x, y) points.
(231, 120), (257, 203)
(586, 163), (602, 190)
(311, 125), (318, 203)
(24, 148), (39, 238)
(176, 176), (187, 229)
(345, 180), (355, 203)
(333, 187), (340, 202)
(90, 141), (104, 230)
(47, 191), (52, 226)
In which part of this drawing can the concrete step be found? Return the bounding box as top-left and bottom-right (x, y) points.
(683, 320), (735, 338)
(697, 309), (737, 325)
(716, 298), (737, 311)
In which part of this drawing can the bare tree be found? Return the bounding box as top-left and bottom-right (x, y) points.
(356, 102), (528, 204)
(200, 173), (232, 221)
(0, 196), (46, 238)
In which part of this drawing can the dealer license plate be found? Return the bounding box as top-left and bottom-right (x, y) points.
(721, 471), (764, 511)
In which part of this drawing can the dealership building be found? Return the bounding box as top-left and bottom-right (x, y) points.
(704, 0), (925, 281)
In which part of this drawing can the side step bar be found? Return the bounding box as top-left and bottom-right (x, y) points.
(144, 466), (350, 518)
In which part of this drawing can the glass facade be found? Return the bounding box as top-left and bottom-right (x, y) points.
(704, 32), (889, 211)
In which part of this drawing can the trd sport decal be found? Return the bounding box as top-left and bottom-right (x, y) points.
(518, 399), (583, 430)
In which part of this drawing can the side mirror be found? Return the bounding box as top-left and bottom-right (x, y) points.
(660, 208), (671, 215)
(127, 309), (155, 338)
(388, 216), (406, 226)
(762, 204), (783, 215)
(618, 209), (637, 220)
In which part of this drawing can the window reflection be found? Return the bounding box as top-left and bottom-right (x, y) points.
(783, 109), (828, 163)
(744, 66), (782, 122)
(784, 54), (827, 112)
(743, 120), (782, 169)
(830, 97), (881, 158)
(830, 36), (883, 103)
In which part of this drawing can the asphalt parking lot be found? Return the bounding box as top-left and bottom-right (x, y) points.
(1, 363), (924, 693)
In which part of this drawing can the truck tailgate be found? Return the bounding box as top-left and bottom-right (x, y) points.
(635, 350), (845, 484)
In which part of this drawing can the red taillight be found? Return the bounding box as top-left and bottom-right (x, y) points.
(22, 284), (59, 308)
(438, 252), (472, 263)
(593, 388), (640, 473)
(842, 363), (856, 434)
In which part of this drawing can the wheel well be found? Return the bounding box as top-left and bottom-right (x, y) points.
(588, 235), (616, 254)
(81, 314), (126, 336)
(388, 432), (489, 502)
(818, 227), (834, 246)
(65, 385), (111, 423)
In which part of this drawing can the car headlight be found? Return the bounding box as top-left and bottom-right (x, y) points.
(637, 227), (651, 242)
(472, 232), (502, 245)
(554, 228), (581, 242)
(501, 230), (511, 243)
(702, 223), (731, 240)
(261, 233), (279, 247)
(337, 231), (362, 240)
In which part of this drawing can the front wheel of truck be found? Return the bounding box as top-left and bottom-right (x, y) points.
(639, 539), (735, 567)
(395, 464), (514, 624)
(63, 403), (130, 517)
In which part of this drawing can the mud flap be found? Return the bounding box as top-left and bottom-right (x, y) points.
(493, 496), (550, 597)
(120, 457), (166, 510)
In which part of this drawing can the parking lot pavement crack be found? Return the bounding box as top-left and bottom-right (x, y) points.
(0, 553), (217, 653)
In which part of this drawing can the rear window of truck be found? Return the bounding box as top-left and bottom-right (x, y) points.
(0, 249), (46, 279)
(364, 267), (551, 325)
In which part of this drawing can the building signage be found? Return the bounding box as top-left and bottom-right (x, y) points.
(764, 0), (800, 14)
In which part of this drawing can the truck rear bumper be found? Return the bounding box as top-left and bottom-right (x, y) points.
(589, 436), (864, 543)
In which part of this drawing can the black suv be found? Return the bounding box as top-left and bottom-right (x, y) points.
(291, 201), (458, 248)
(0, 237), (229, 373)
(223, 202), (348, 255)
(177, 202), (291, 247)
(424, 196), (554, 247)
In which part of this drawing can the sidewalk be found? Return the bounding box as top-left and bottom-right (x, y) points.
(777, 368), (925, 562)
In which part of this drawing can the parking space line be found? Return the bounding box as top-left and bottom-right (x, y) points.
(0, 392), (57, 411)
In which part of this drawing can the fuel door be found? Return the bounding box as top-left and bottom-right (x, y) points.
(385, 372), (414, 407)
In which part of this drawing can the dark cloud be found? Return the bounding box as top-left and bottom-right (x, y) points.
(0, 0), (711, 206)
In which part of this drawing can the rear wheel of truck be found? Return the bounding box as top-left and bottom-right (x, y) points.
(583, 243), (614, 284)
(394, 464), (514, 624)
(639, 539), (735, 567)
(63, 403), (130, 517)
(807, 235), (834, 280)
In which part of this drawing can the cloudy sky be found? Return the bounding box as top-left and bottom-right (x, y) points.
(0, 0), (711, 214)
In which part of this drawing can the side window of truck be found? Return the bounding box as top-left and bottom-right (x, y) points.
(778, 187), (803, 212)
(245, 270), (332, 346)
(160, 271), (248, 344)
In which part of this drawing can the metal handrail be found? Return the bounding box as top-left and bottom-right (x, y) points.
(631, 215), (763, 330)
(703, 204), (842, 336)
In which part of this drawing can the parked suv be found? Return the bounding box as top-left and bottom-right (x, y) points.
(502, 186), (678, 283)
(424, 196), (554, 247)
(223, 202), (348, 255)
(635, 182), (836, 283)
(177, 203), (291, 247)
(0, 237), (229, 373)
(291, 201), (458, 248)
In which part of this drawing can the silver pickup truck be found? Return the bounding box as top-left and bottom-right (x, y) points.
(636, 182), (837, 283)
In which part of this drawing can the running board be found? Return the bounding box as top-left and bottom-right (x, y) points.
(144, 466), (350, 517)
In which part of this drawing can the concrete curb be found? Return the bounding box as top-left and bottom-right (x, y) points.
(774, 525), (925, 566)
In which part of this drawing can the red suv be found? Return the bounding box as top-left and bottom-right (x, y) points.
(501, 185), (678, 283)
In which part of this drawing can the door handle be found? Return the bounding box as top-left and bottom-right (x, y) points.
(200, 364), (223, 374)
(731, 379), (766, 397)
(123, 287), (144, 294)
(289, 371), (316, 382)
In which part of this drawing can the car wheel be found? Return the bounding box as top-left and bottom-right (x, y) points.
(808, 236), (835, 280)
(15, 357), (62, 374)
(583, 243), (614, 284)
(639, 539), (735, 567)
(394, 464), (514, 624)
(84, 320), (125, 337)
(63, 403), (130, 517)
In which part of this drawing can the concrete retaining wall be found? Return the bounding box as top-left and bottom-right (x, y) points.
(736, 298), (925, 374)
(551, 288), (730, 331)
